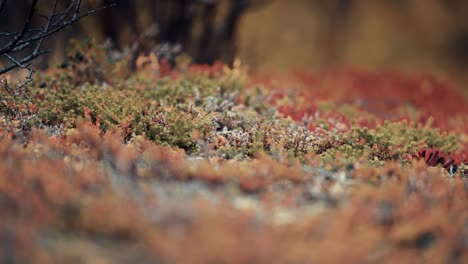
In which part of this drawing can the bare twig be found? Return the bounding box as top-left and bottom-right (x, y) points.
(0, 0), (115, 78)
(0, 0), (38, 55)
(0, 0), (7, 15)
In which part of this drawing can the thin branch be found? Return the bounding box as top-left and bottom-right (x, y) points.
(4, 54), (31, 69)
(0, 0), (38, 54)
(15, 67), (34, 91)
(0, 0), (7, 14)
(55, 0), (80, 24)
(0, 50), (48, 74)
(1, 54), (34, 96)
(73, 0), (82, 20)
(33, 0), (59, 54)
(0, 1), (115, 75)
(16, 3), (115, 47)
(0, 28), (44, 38)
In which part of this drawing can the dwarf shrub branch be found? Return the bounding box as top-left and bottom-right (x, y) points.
(0, 0), (113, 89)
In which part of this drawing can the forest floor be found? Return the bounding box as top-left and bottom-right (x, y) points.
(0, 40), (467, 263)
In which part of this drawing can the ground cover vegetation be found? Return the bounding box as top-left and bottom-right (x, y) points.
(0, 38), (467, 263)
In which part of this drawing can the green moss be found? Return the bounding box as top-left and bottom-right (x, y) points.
(146, 107), (216, 153)
(26, 75), (219, 153)
(318, 120), (458, 164)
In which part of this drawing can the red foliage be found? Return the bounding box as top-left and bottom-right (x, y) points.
(277, 105), (312, 121)
(254, 69), (468, 132)
(291, 70), (467, 115)
(414, 148), (466, 173)
(188, 61), (224, 77)
(159, 58), (172, 77)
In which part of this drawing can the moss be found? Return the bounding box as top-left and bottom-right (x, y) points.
(217, 145), (249, 160)
(145, 107), (216, 153)
(23, 76), (219, 152)
(1, 38), (464, 171)
(317, 120), (459, 166)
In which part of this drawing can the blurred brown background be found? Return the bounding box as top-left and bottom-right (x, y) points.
(2, 0), (468, 90)
(238, 0), (468, 92)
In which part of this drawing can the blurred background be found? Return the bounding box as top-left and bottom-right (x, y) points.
(2, 0), (468, 89)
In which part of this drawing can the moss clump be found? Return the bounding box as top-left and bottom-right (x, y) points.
(34, 83), (218, 153)
(318, 120), (458, 164)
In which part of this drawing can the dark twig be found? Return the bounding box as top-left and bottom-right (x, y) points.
(0, 0), (8, 15)
(0, 0), (38, 55)
(0, 0), (115, 77)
